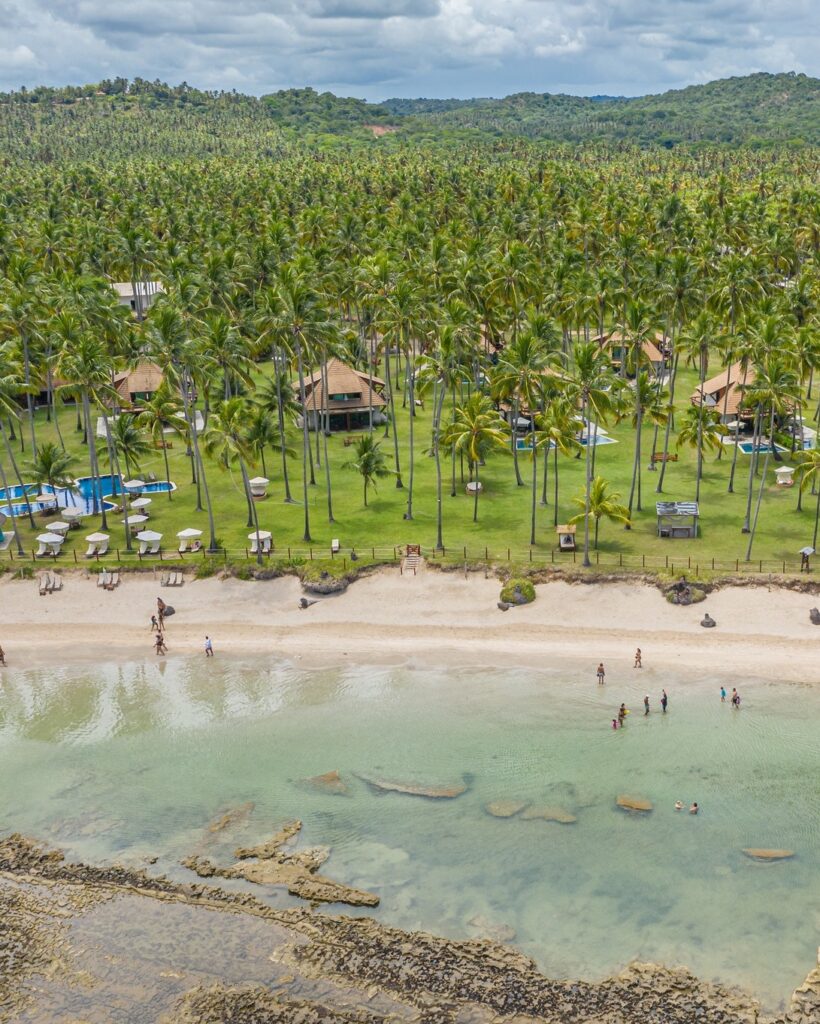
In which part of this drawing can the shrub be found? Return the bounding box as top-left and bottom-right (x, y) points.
(500, 577), (536, 605)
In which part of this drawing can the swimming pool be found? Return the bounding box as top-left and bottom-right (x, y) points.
(0, 476), (175, 517)
(735, 441), (788, 455)
(578, 434), (617, 447)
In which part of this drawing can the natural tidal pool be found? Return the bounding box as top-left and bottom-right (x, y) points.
(0, 655), (818, 1011)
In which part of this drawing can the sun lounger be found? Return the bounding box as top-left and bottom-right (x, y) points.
(105, 570), (120, 590)
(49, 574), (62, 593)
(39, 574), (50, 595)
(97, 571), (110, 588)
(160, 572), (171, 586)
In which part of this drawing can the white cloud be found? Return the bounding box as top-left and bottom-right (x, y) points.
(0, 0), (815, 99)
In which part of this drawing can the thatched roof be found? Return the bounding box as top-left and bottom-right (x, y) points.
(594, 332), (665, 365)
(114, 361), (164, 401)
(691, 362), (756, 416)
(295, 358), (387, 412)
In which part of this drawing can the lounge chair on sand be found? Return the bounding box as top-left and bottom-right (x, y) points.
(97, 571), (110, 588)
(49, 574), (62, 592)
(39, 574), (50, 596)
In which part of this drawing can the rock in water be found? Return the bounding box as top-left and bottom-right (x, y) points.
(485, 800), (529, 818)
(616, 795), (653, 813)
(357, 775), (467, 799)
(206, 802), (255, 834)
(467, 914), (517, 942)
(520, 805), (577, 824)
(305, 769), (348, 795)
(741, 848), (795, 861)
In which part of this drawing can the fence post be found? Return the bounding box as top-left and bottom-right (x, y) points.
(73, 550), (77, 564)
(619, 553), (622, 567)
(528, 548), (532, 562)
(463, 546), (467, 559)
(642, 554), (645, 568)
(508, 548), (511, 561)
(759, 560), (762, 574)
(343, 558), (347, 570)
(224, 548), (227, 562)
(551, 549), (554, 563)
(688, 556), (691, 569)
(484, 546), (488, 560)
(288, 547), (291, 559)
(372, 547), (375, 559)
(310, 547), (313, 560)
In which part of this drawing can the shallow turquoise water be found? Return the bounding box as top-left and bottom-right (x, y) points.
(0, 655), (818, 1010)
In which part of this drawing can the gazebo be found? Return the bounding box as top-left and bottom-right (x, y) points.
(556, 524), (577, 551)
(656, 501), (699, 539)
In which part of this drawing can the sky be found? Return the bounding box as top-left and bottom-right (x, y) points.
(0, 0), (817, 100)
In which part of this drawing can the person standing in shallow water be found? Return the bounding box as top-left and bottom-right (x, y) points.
(596, 663), (605, 685)
(618, 703), (627, 725)
(644, 694), (650, 715)
(661, 690), (668, 713)
(720, 686), (726, 702)
(634, 648), (642, 668)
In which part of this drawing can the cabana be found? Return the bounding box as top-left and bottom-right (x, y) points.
(249, 476), (269, 498)
(123, 479), (146, 494)
(45, 521), (70, 537)
(35, 532), (65, 557)
(656, 501), (699, 539)
(799, 546), (814, 573)
(556, 524), (577, 551)
(62, 509), (83, 529)
(85, 532), (110, 558)
(177, 527), (203, 553)
(136, 529), (162, 555)
(248, 530), (272, 554)
(130, 496), (153, 515)
(774, 466), (795, 487)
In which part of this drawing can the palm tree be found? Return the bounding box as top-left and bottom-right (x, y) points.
(538, 399), (579, 526)
(25, 442), (76, 495)
(442, 393), (508, 522)
(203, 397), (263, 559)
(245, 406), (286, 480)
(744, 354), (800, 560)
(618, 301), (661, 518)
(256, 368), (298, 503)
(110, 414), (152, 480)
(795, 450), (820, 550)
(676, 406), (726, 502)
(562, 343), (618, 567)
(344, 434), (391, 507)
(569, 476), (631, 549)
(135, 385), (183, 501)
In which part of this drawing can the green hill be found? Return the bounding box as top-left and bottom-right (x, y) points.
(0, 71), (816, 161)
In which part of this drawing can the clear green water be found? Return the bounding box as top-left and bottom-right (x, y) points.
(1, 656), (818, 1011)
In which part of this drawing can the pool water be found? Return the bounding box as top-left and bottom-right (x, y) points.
(0, 476), (174, 517)
(735, 441), (788, 455)
(0, 656), (817, 1011)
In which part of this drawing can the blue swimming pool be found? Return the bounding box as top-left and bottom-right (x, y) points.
(0, 476), (175, 517)
(736, 441), (788, 455)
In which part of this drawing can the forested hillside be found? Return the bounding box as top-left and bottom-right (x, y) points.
(0, 72), (817, 161)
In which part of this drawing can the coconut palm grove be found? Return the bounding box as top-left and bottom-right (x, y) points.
(1, 75), (819, 576)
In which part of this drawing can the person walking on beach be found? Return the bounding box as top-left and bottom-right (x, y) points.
(154, 633), (167, 656)
(596, 663), (605, 685)
(204, 635), (214, 658)
(0, 644), (5, 666)
(634, 648), (642, 668)
(150, 614), (158, 632)
(720, 686), (726, 702)
(643, 694), (650, 715)
(661, 689), (668, 713)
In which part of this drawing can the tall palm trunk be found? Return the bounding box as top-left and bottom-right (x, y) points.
(21, 333), (36, 454)
(294, 338), (313, 542)
(433, 380), (446, 550)
(727, 364), (748, 493)
(104, 416), (132, 553)
(472, 460), (480, 522)
(272, 350), (294, 502)
(656, 353), (680, 493)
(0, 430), (25, 555)
(321, 362), (335, 523)
(240, 460), (264, 566)
(582, 395), (592, 567)
(383, 349), (403, 488)
(181, 372), (216, 550)
(0, 421), (36, 530)
(529, 434), (538, 545)
(405, 358), (415, 519)
(628, 395), (642, 518)
(745, 407), (775, 560)
(553, 443), (560, 527)
(510, 399), (524, 486)
(741, 406), (763, 533)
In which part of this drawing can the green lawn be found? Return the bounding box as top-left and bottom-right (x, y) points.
(1, 362), (817, 574)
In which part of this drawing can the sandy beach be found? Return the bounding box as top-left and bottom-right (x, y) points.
(2, 567), (818, 682)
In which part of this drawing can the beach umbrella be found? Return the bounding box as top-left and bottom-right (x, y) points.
(122, 514), (148, 526)
(249, 476), (269, 485)
(34, 492), (58, 505)
(123, 479), (146, 491)
(36, 533), (65, 544)
(248, 530), (272, 540)
(85, 532), (110, 543)
(135, 530), (163, 542)
(130, 496), (153, 509)
(177, 527), (203, 538)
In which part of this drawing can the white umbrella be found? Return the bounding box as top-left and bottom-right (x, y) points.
(46, 521), (70, 533)
(122, 514), (148, 526)
(34, 492), (58, 505)
(123, 479), (146, 490)
(130, 496), (153, 509)
(85, 532), (110, 543)
(136, 530), (163, 542)
(248, 530), (271, 540)
(249, 476), (269, 485)
(177, 527), (203, 538)
(36, 532), (65, 544)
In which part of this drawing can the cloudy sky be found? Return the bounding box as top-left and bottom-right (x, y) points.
(0, 0), (816, 100)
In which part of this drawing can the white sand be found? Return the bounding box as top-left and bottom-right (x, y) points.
(1, 566), (818, 683)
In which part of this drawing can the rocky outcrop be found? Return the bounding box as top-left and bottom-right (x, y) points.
(356, 775), (468, 799)
(304, 769), (349, 795)
(184, 820), (379, 908)
(206, 801), (255, 835)
(616, 795), (653, 812)
(742, 848), (795, 861)
(485, 799), (529, 818)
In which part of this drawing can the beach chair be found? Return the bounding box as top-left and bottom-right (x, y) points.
(106, 570), (120, 590)
(49, 574), (63, 593)
(39, 573), (50, 596)
(160, 572), (171, 587)
(97, 571), (110, 588)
